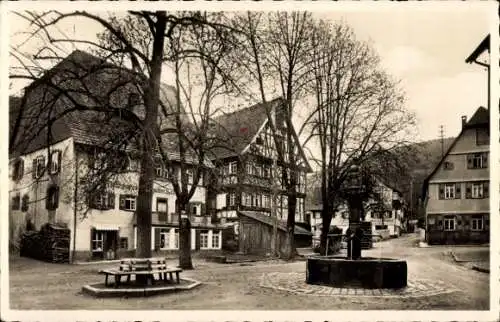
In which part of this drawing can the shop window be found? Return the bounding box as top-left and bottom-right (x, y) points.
(444, 217), (455, 231)
(92, 230), (104, 252)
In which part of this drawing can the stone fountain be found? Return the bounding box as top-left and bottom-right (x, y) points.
(306, 164), (407, 289)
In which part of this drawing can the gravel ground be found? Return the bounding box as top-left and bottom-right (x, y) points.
(6, 233), (490, 310)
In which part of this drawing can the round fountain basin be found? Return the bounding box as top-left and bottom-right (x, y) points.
(306, 256), (407, 289)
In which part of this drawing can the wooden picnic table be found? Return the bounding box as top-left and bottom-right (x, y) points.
(98, 257), (182, 288)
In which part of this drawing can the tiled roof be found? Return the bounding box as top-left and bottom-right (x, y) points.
(10, 50), (209, 166)
(210, 98), (283, 159)
(464, 106), (489, 128)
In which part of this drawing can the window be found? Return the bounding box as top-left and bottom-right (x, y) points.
(246, 162), (253, 175)
(471, 183), (484, 199)
(229, 193), (236, 206)
(444, 217), (455, 231)
(253, 194), (261, 207)
(187, 169), (194, 184)
(90, 192), (115, 210)
(200, 230), (209, 249)
(120, 237), (128, 249)
(471, 216), (483, 231)
(229, 161), (237, 174)
(243, 192), (251, 206)
(190, 203), (201, 216)
(49, 150), (61, 174)
(443, 161), (454, 170)
(467, 153), (488, 169)
(466, 182), (489, 199)
(263, 165), (270, 178)
(476, 128), (489, 146)
(174, 229), (179, 248)
(92, 230), (104, 252)
(21, 194), (29, 212)
(33, 155), (46, 179)
(375, 225), (388, 230)
(439, 183), (459, 200)
(263, 194), (270, 208)
(157, 198), (168, 213)
(160, 228), (170, 249)
(119, 195), (136, 211)
(255, 165), (262, 177)
(212, 230), (220, 248)
(46, 185), (59, 210)
(13, 158), (24, 181)
(11, 193), (20, 210)
(256, 136), (264, 145)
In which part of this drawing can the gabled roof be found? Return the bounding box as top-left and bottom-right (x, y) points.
(10, 50), (209, 166)
(210, 98), (312, 172)
(466, 34), (490, 64)
(211, 98), (282, 159)
(422, 106), (489, 198)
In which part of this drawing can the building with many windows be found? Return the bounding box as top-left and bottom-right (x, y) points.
(423, 107), (489, 244)
(207, 98), (313, 253)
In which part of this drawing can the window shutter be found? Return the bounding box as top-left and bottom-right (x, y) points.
(54, 186), (60, 208)
(45, 188), (50, 210)
(226, 193), (230, 208)
(56, 150), (62, 173)
(119, 195), (125, 210)
(466, 154), (473, 169)
(108, 193), (115, 209)
(484, 182), (489, 198)
(18, 159), (24, 180)
(438, 184), (445, 200)
(455, 183), (461, 199)
(32, 159), (37, 179)
(201, 203), (206, 216)
(40, 156), (46, 175)
(465, 183), (472, 199)
(483, 153), (488, 168)
(154, 227), (161, 250)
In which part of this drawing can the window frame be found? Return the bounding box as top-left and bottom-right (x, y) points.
(228, 161), (237, 175)
(443, 217), (456, 231)
(444, 184), (456, 199)
(212, 230), (220, 249)
(229, 193), (236, 206)
(471, 182), (484, 199)
(91, 230), (104, 252)
(120, 237), (128, 249)
(200, 230), (209, 249)
(35, 155), (46, 178)
(471, 217), (483, 231)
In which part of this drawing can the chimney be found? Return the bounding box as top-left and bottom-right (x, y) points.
(461, 116), (467, 129)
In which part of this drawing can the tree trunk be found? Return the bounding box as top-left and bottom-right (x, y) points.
(176, 198), (193, 269)
(135, 13), (167, 269)
(284, 192), (297, 260)
(319, 199), (333, 255)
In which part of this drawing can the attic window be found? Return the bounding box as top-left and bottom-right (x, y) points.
(256, 136), (264, 145)
(443, 161), (454, 170)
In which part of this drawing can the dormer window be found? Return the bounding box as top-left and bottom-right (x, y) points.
(256, 136), (264, 145)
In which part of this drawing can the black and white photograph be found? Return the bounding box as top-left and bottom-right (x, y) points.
(1, 1), (498, 321)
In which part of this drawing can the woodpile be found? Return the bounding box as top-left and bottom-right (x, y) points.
(20, 223), (70, 263)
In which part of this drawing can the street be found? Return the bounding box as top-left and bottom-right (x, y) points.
(7, 233), (489, 310)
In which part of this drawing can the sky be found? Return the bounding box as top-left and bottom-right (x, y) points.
(8, 5), (492, 143)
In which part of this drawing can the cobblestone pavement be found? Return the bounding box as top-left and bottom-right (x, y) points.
(259, 272), (458, 298)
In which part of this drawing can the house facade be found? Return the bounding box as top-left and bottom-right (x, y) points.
(423, 107), (490, 245)
(207, 98), (312, 251)
(307, 174), (406, 247)
(9, 50), (222, 262)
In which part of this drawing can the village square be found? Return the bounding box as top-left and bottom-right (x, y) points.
(3, 4), (495, 317)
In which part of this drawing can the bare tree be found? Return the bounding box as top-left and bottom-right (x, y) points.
(230, 11), (313, 259)
(10, 10), (236, 270)
(301, 21), (416, 253)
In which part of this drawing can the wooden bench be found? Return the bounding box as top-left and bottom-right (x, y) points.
(99, 257), (182, 288)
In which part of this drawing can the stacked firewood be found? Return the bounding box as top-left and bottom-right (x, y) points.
(20, 223), (70, 263)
